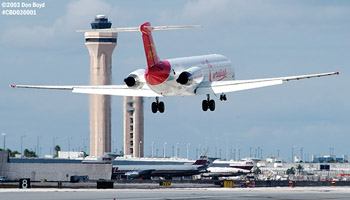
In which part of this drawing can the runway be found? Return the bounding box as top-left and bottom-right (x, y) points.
(1, 187), (350, 200)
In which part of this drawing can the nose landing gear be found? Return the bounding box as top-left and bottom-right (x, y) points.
(151, 97), (165, 113)
(202, 94), (215, 111)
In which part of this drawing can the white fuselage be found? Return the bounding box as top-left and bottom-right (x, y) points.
(147, 54), (234, 96)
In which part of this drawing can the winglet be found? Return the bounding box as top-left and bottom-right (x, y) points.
(335, 72), (340, 75)
(10, 85), (16, 88)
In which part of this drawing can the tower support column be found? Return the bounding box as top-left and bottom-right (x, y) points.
(85, 15), (117, 157)
(123, 96), (144, 157)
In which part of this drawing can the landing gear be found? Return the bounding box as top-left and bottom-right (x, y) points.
(202, 94), (215, 111)
(220, 93), (227, 101)
(151, 97), (165, 113)
(202, 100), (208, 111)
(209, 99), (215, 111)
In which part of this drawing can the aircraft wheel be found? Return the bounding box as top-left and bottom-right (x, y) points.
(151, 102), (158, 113)
(209, 99), (215, 111)
(202, 100), (208, 111)
(158, 102), (165, 113)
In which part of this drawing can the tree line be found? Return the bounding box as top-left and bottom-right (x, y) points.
(0, 145), (61, 158)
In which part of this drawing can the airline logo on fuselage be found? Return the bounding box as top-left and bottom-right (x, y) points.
(205, 60), (227, 82)
(212, 69), (227, 81)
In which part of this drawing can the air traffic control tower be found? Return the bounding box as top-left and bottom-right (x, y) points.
(85, 15), (117, 157)
(124, 96), (144, 157)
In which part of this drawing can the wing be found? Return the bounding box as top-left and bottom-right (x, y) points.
(10, 84), (162, 97)
(196, 72), (339, 95)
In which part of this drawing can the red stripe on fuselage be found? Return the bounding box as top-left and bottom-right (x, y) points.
(144, 60), (171, 85)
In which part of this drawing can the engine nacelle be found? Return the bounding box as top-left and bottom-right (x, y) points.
(176, 67), (203, 86)
(124, 69), (145, 89)
(176, 71), (193, 85)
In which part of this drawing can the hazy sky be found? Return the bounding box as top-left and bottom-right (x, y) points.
(1, 0), (349, 161)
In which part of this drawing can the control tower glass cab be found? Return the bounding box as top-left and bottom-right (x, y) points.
(91, 15), (112, 29)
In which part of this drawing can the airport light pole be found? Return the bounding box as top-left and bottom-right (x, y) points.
(36, 136), (42, 157)
(112, 138), (115, 153)
(292, 146), (296, 163)
(151, 141), (154, 158)
(205, 137), (208, 152)
(225, 141), (228, 161)
(83, 137), (88, 153)
(300, 147), (303, 161)
(2, 133), (6, 150)
(198, 144), (201, 156)
(172, 146), (175, 157)
(215, 138), (218, 158)
(176, 142), (179, 158)
(21, 135), (26, 156)
(255, 148), (257, 158)
(68, 137), (73, 159)
(163, 142), (167, 158)
(187, 143), (190, 159)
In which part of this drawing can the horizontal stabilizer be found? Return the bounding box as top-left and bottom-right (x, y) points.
(77, 25), (202, 33)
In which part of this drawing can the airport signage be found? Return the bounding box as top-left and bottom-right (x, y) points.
(19, 178), (31, 189)
(223, 180), (234, 188)
(159, 181), (171, 186)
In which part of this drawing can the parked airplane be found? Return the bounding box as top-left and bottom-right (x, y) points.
(10, 22), (339, 113)
(201, 159), (254, 179)
(202, 167), (251, 179)
(112, 156), (215, 180)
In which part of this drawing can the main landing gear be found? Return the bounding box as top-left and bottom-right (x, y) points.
(152, 97), (165, 113)
(202, 94), (215, 111)
(220, 93), (227, 101)
(202, 93), (227, 112)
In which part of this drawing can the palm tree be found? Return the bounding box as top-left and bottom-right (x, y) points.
(24, 149), (37, 157)
(296, 164), (304, 174)
(286, 167), (295, 175)
(54, 145), (61, 158)
(10, 150), (20, 157)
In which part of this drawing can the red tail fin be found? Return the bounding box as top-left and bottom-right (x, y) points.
(140, 22), (160, 68)
(192, 156), (209, 165)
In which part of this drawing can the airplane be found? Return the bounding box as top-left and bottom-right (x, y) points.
(112, 155), (215, 180)
(215, 159), (255, 171)
(201, 167), (251, 179)
(10, 22), (339, 113)
(201, 159), (254, 179)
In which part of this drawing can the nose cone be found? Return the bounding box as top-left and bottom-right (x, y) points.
(145, 61), (171, 85)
